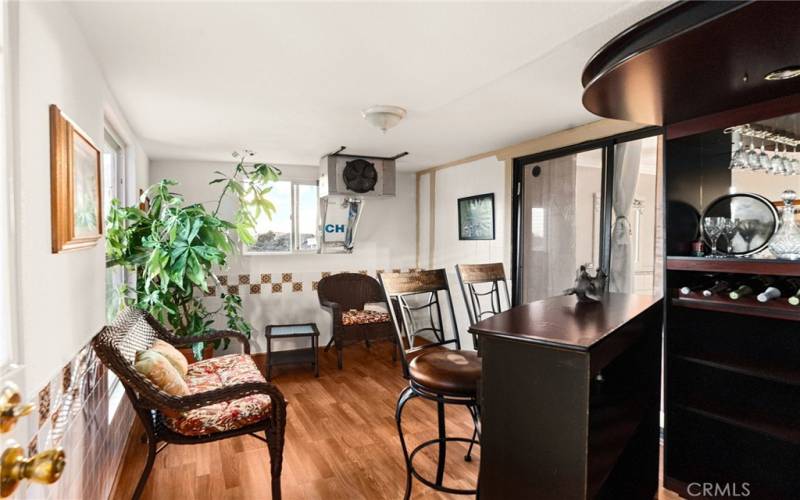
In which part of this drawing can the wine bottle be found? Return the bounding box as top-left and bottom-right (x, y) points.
(702, 279), (732, 297)
(679, 275), (718, 296)
(757, 279), (800, 302)
(789, 288), (800, 306)
(729, 276), (775, 300)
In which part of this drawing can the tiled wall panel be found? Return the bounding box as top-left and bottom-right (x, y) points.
(18, 343), (133, 500)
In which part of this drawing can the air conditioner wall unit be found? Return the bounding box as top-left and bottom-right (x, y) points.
(319, 154), (397, 197)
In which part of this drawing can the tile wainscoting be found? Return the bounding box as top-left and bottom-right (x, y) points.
(205, 268), (421, 353)
(20, 342), (134, 500)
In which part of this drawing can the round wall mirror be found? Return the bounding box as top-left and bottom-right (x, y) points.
(701, 193), (778, 256)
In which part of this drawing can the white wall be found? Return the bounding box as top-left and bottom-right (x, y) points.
(13, 1), (149, 394)
(418, 156), (510, 347)
(149, 160), (417, 352)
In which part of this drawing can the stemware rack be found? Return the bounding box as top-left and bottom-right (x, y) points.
(724, 123), (800, 148)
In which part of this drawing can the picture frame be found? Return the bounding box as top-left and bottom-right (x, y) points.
(458, 193), (495, 240)
(50, 104), (103, 253)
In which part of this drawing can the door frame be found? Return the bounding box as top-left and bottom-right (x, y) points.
(510, 126), (662, 305)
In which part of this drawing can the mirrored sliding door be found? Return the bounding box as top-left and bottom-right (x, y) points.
(520, 148), (604, 302)
(511, 128), (663, 304)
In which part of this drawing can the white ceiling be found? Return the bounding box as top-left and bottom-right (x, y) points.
(69, 1), (669, 171)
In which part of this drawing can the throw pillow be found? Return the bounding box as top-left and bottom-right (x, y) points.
(134, 350), (189, 396)
(151, 339), (189, 377)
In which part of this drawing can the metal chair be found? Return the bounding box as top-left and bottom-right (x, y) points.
(378, 269), (481, 499)
(455, 262), (512, 328)
(454, 263), (509, 459)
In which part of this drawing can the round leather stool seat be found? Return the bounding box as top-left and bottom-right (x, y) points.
(408, 350), (481, 396)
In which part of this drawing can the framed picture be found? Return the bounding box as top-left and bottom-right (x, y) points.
(50, 104), (103, 253)
(458, 193), (495, 240)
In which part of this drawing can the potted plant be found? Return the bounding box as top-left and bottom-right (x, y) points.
(106, 151), (280, 360)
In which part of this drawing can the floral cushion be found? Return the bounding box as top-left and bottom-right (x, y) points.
(164, 354), (271, 436)
(341, 309), (391, 326)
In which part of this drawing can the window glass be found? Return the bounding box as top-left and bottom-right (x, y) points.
(103, 132), (125, 322)
(297, 184), (318, 251)
(248, 180), (292, 253)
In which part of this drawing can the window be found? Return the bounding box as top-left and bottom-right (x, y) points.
(244, 181), (319, 254)
(103, 128), (127, 322)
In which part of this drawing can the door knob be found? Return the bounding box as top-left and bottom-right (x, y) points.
(1, 443), (66, 497)
(0, 383), (34, 434)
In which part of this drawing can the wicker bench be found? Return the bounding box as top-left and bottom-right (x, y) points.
(92, 307), (287, 499)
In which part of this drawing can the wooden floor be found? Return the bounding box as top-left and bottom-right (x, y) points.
(112, 342), (684, 499)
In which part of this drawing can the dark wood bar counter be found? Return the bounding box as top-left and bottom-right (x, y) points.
(470, 293), (663, 500)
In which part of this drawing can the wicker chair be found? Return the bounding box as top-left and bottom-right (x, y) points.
(92, 307), (287, 500)
(317, 272), (397, 369)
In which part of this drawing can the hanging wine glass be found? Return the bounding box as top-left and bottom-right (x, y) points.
(758, 137), (771, 172)
(729, 134), (747, 170)
(791, 145), (800, 175)
(781, 142), (793, 175)
(771, 139), (785, 174)
(746, 134), (761, 170)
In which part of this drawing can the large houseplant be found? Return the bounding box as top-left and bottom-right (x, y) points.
(106, 151), (280, 359)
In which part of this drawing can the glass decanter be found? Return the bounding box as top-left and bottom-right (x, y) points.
(768, 189), (800, 260)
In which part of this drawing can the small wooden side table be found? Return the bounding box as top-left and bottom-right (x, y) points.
(264, 323), (320, 380)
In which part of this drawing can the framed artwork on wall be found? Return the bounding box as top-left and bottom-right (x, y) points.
(50, 104), (103, 253)
(458, 193), (495, 240)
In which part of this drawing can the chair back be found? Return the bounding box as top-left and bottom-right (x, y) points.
(317, 272), (384, 310)
(379, 269), (461, 376)
(455, 263), (511, 326)
(92, 307), (175, 411)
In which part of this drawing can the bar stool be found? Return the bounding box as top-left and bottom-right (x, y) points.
(455, 262), (512, 329)
(378, 269), (481, 499)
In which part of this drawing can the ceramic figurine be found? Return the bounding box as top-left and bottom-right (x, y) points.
(564, 265), (607, 303)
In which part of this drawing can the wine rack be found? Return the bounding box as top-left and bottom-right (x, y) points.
(671, 289), (800, 321)
(664, 127), (800, 499)
(666, 256), (800, 276)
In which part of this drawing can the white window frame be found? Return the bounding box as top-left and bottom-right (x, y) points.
(103, 126), (127, 211)
(243, 179), (319, 255)
(0, 0), (20, 376)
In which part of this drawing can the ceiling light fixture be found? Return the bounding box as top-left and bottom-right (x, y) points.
(362, 105), (406, 133)
(765, 66), (800, 81)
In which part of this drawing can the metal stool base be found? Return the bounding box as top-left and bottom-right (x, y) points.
(408, 437), (480, 495)
(395, 384), (481, 500)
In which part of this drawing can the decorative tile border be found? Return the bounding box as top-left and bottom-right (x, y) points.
(201, 268), (422, 297)
(19, 340), (134, 500)
(38, 385), (50, 427)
